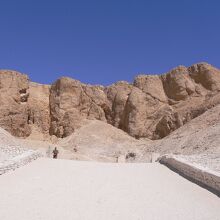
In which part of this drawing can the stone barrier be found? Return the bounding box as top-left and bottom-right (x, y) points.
(159, 155), (220, 196)
(0, 150), (42, 175)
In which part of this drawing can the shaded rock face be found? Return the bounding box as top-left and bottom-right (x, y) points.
(28, 82), (51, 134)
(105, 81), (132, 127)
(1, 62), (220, 140)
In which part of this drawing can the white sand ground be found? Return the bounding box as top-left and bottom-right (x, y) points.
(0, 158), (219, 220)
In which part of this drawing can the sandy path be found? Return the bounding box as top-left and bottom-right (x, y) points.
(0, 158), (219, 220)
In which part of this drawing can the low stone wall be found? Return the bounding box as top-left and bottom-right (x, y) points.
(159, 155), (220, 196)
(0, 151), (42, 175)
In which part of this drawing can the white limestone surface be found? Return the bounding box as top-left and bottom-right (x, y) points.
(0, 158), (219, 220)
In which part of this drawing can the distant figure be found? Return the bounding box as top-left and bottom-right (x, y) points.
(52, 147), (59, 159)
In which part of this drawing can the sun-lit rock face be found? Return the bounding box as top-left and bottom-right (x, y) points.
(49, 77), (108, 137)
(0, 70), (30, 137)
(1, 62), (220, 140)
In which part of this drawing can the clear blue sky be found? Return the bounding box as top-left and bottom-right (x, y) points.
(0, 0), (220, 85)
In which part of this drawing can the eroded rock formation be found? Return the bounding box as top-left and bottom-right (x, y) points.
(49, 77), (108, 137)
(0, 70), (30, 137)
(1, 62), (220, 140)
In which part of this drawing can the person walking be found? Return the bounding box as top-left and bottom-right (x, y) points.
(52, 147), (59, 159)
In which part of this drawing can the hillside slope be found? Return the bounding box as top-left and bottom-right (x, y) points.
(59, 120), (151, 162)
(152, 104), (220, 155)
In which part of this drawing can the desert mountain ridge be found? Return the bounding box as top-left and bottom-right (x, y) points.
(1, 62), (220, 142)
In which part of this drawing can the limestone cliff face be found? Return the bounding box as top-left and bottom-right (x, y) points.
(49, 77), (108, 137)
(1, 62), (220, 140)
(0, 70), (30, 137)
(28, 82), (50, 134)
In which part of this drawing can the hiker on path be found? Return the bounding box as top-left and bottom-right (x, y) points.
(52, 147), (59, 159)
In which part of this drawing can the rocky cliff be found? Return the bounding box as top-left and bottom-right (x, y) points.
(1, 62), (220, 140)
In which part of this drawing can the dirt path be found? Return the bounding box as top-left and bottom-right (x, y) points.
(0, 158), (219, 220)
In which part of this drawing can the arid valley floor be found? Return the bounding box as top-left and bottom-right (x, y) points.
(0, 63), (220, 219)
(0, 158), (220, 220)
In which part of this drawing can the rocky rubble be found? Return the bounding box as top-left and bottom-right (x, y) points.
(0, 127), (42, 174)
(0, 147), (41, 175)
(1, 62), (220, 140)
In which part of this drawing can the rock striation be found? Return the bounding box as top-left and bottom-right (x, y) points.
(1, 62), (220, 140)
